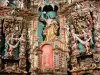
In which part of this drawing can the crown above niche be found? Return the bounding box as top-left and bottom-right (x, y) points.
(38, 4), (58, 12)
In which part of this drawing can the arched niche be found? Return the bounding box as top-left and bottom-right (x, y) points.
(38, 2), (59, 42)
(41, 44), (54, 69)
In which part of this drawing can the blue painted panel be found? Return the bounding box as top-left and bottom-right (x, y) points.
(46, 11), (57, 19)
(78, 43), (85, 53)
(44, 0), (49, 3)
(38, 22), (45, 42)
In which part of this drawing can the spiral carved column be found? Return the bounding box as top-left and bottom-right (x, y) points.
(19, 23), (27, 71)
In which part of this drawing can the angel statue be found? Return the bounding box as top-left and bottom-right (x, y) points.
(4, 33), (24, 57)
(72, 28), (93, 54)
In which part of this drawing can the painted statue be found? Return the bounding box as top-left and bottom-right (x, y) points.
(3, 31), (25, 57)
(38, 0), (59, 42)
(70, 11), (97, 54)
(18, 0), (24, 9)
(4, 34), (20, 57)
(42, 16), (58, 42)
(72, 28), (93, 53)
(71, 25), (80, 55)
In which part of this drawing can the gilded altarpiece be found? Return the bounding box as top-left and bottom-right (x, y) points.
(29, 0), (69, 75)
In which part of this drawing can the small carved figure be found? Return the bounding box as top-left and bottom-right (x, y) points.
(4, 32), (25, 57)
(72, 28), (92, 53)
(34, 55), (39, 67)
(18, 0), (24, 9)
(5, 34), (20, 56)
(0, 0), (9, 6)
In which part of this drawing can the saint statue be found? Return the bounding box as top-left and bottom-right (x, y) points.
(4, 33), (24, 57)
(4, 34), (20, 57)
(42, 16), (58, 42)
(72, 28), (93, 53)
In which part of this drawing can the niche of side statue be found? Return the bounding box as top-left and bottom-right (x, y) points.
(70, 9), (97, 55)
(1, 16), (24, 57)
(38, 0), (59, 42)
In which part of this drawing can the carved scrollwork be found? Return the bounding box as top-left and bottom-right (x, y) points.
(3, 16), (14, 36)
(1, 61), (24, 73)
(14, 17), (23, 36)
(95, 70), (100, 75)
(80, 61), (87, 70)
(96, 62), (100, 68)
(93, 54), (100, 62)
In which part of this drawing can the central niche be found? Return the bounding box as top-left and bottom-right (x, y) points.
(41, 44), (54, 69)
(38, 0), (59, 42)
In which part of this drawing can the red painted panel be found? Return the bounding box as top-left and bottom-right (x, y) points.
(41, 45), (54, 69)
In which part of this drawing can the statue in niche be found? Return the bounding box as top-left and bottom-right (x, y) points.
(4, 34), (20, 57)
(2, 17), (24, 57)
(73, 26), (93, 53)
(42, 16), (58, 42)
(38, 1), (59, 42)
(71, 26), (80, 55)
(71, 12), (96, 54)
(4, 33), (24, 57)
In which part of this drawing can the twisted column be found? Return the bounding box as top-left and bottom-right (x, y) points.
(19, 26), (27, 71)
